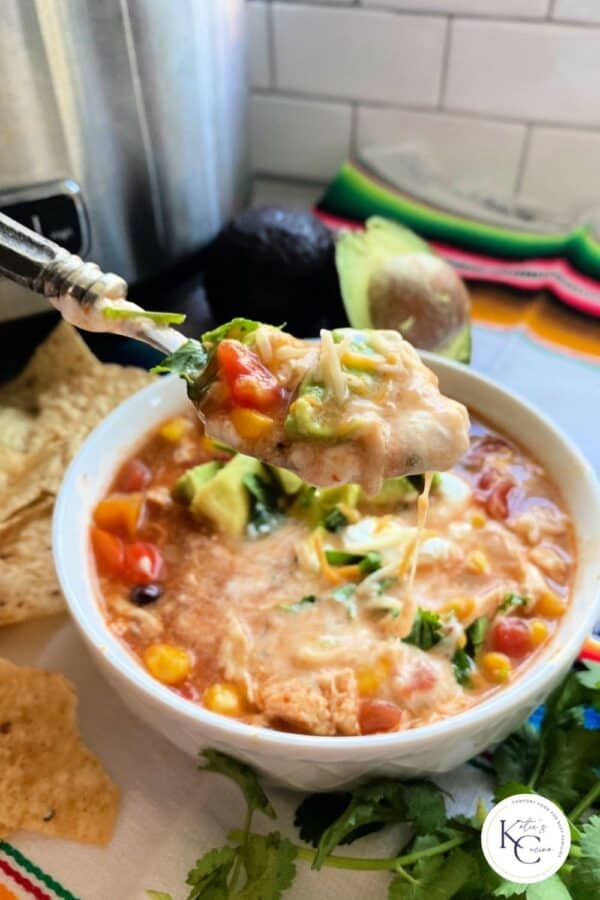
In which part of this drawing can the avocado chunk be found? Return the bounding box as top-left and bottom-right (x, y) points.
(290, 483), (361, 527)
(269, 465), (304, 496)
(365, 476), (419, 506)
(190, 454), (265, 535)
(172, 461), (223, 504)
(336, 216), (471, 363)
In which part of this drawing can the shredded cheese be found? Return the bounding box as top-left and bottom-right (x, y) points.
(319, 329), (347, 403)
(407, 471), (435, 595)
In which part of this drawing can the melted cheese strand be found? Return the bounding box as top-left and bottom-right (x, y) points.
(407, 471), (435, 596)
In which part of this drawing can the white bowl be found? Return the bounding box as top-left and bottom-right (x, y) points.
(53, 358), (600, 791)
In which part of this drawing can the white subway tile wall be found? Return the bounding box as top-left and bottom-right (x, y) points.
(247, 0), (600, 213)
(250, 94), (352, 179)
(272, 4), (447, 104)
(553, 0), (600, 24)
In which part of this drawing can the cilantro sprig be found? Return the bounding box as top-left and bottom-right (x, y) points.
(148, 662), (600, 900)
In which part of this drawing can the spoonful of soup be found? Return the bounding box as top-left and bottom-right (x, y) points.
(0, 212), (469, 494)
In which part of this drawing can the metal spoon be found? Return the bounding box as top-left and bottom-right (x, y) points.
(0, 211), (186, 355)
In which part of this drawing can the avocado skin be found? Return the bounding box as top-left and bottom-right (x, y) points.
(203, 207), (343, 336)
(187, 455), (265, 535)
(172, 461), (223, 504)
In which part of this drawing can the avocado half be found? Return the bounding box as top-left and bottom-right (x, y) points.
(336, 217), (471, 363)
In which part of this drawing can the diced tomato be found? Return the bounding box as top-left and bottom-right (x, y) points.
(123, 542), (164, 585)
(486, 478), (515, 520)
(359, 699), (403, 735)
(90, 526), (125, 576)
(116, 458), (152, 493)
(477, 468), (499, 491)
(490, 618), (533, 658)
(216, 340), (284, 411)
(93, 493), (145, 538)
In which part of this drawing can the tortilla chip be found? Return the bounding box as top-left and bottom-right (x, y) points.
(0, 497), (64, 625)
(0, 657), (119, 845)
(0, 323), (154, 624)
(0, 322), (101, 415)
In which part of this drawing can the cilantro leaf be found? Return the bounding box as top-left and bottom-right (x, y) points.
(359, 551), (382, 575)
(389, 848), (478, 900)
(492, 724), (540, 786)
(499, 593), (529, 613)
(580, 814), (600, 856)
(403, 608), (443, 650)
(526, 875), (573, 900)
(237, 833), (297, 900)
(536, 727), (600, 809)
(279, 595), (317, 614)
(330, 583), (358, 619)
(493, 882), (526, 898)
(199, 751), (276, 819)
(185, 846), (236, 900)
(294, 793), (356, 847)
(312, 780), (409, 868)
(152, 339), (207, 381)
(452, 649), (473, 687)
(323, 507), (348, 532)
(325, 549), (362, 566)
(102, 307), (186, 325)
(465, 616), (489, 658)
(493, 782), (533, 803)
(244, 473), (282, 538)
(146, 893), (174, 900)
(567, 815), (600, 900)
(202, 318), (262, 347)
(577, 660), (600, 692)
(403, 781), (446, 835)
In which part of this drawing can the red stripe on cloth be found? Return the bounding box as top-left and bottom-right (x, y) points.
(0, 859), (52, 900)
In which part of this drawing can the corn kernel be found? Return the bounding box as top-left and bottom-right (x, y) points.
(481, 652), (512, 683)
(457, 632), (467, 649)
(159, 417), (191, 443)
(530, 619), (549, 646)
(471, 512), (486, 529)
(143, 644), (191, 684)
(535, 590), (567, 619)
(442, 596), (476, 622)
(203, 682), (245, 717)
(341, 351), (380, 372)
(356, 658), (392, 696)
(230, 407), (274, 440)
(466, 550), (490, 575)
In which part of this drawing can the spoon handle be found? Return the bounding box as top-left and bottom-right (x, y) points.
(0, 211), (185, 356)
(0, 211), (127, 303)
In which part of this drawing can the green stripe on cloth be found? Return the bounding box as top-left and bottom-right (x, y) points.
(0, 843), (79, 900)
(318, 162), (600, 279)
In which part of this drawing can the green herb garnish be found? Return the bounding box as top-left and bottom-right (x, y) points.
(499, 592), (529, 612)
(323, 507), (349, 532)
(243, 473), (281, 538)
(330, 583), (358, 619)
(102, 307), (186, 325)
(466, 616), (489, 658)
(452, 648), (474, 687)
(202, 317), (262, 346)
(149, 661), (600, 900)
(324, 549), (382, 575)
(151, 339), (210, 405)
(403, 608), (443, 650)
(279, 595), (317, 614)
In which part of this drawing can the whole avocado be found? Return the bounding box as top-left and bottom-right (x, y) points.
(203, 206), (342, 335)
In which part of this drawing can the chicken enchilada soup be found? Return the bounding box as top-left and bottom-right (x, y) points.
(91, 413), (574, 737)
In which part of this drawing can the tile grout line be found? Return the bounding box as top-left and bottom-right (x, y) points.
(514, 123), (533, 196)
(251, 86), (600, 136)
(269, 1), (600, 27)
(437, 14), (452, 110)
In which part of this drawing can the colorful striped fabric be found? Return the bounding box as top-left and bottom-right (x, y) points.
(318, 162), (600, 317)
(0, 844), (77, 900)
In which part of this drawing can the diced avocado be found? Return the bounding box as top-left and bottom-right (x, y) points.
(269, 466), (304, 495)
(365, 476), (419, 506)
(285, 396), (335, 439)
(289, 483), (360, 527)
(336, 216), (471, 363)
(190, 454), (265, 535)
(172, 461), (223, 504)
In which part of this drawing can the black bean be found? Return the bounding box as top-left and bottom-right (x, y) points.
(130, 583), (163, 605)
